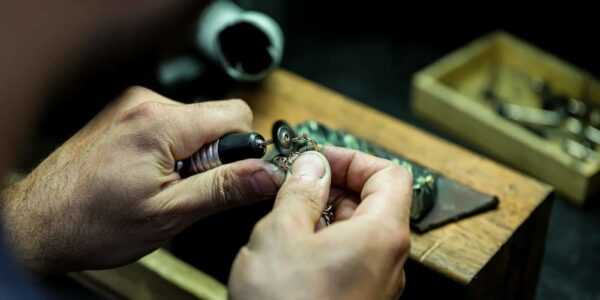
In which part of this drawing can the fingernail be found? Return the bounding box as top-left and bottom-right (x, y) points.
(291, 152), (326, 178)
(251, 166), (284, 196)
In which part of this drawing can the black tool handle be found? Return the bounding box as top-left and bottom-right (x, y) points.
(218, 132), (266, 163)
(176, 132), (267, 177)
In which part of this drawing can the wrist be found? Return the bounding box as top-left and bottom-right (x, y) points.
(1, 177), (55, 276)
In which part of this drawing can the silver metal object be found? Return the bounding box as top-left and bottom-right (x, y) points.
(270, 131), (333, 225)
(271, 153), (297, 173)
(497, 102), (563, 127)
(189, 139), (222, 173)
(195, 0), (284, 82)
(564, 117), (584, 137)
(490, 76), (600, 161)
(567, 98), (587, 117)
(590, 109), (600, 127)
(585, 125), (600, 145)
(322, 204), (335, 226)
(257, 139), (274, 148)
(277, 127), (292, 149)
(562, 137), (590, 160)
(291, 133), (319, 152)
(175, 160), (184, 172)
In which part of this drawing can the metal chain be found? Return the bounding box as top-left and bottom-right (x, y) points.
(271, 133), (335, 226)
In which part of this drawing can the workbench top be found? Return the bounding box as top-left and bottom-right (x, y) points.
(234, 69), (553, 298)
(76, 69), (553, 300)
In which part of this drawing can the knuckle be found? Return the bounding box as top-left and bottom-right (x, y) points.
(114, 86), (165, 113)
(248, 216), (276, 245)
(252, 215), (280, 236)
(365, 218), (410, 255)
(125, 85), (152, 97)
(392, 164), (413, 186)
(251, 217), (271, 235)
(270, 212), (303, 230)
(211, 168), (243, 209)
(302, 194), (325, 217)
(279, 182), (324, 215)
(134, 101), (162, 117)
(193, 99), (253, 129)
(120, 86), (153, 104)
(226, 98), (253, 122)
(287, 171), (322, 187)
(388, 231), (411, 256)
(118, 101), (163, 124)
(113, 103), (167, 151)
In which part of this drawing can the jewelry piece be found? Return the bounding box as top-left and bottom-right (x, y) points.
(291, 132), (319, 152)
(271, 152), (298, 173)
(269, 121), (333, 226)
(294, 120), (437, 223)
(322, 203), (335, 225)
(269, 122), (320, 173)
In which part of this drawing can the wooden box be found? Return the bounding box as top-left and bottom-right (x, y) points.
(411, 31), (600, 205)
(74, 70), (553, 299)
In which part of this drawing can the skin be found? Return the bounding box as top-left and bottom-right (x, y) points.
(1, 87), (286, 275)
(0, 1), (413, 298)
(229, 149), (412, 300)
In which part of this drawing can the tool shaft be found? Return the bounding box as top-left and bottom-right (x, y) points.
(177, 132), (267, 177)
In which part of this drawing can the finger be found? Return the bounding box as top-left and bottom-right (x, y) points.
(395, 269), (406, 299)
(387, 267), (406, 300)
(315, 218), (328, 231)
(322, 146), (412, 226)
(335, 199), (358, 221)
(322, 146), (393, 191)
(353, 165), (412, 226)
(162, 99), (253, 160)
(154, 158), (285, 224)
(115, 88), (252, 160)
(328, 187), (359, 221)
(315, 188), (358, 231)
(271, 151), (331, 232)
(81, 87), (183, 136)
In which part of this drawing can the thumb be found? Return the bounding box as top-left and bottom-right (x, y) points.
(272, 151), (331, 231)
(157, 159), (285, 221)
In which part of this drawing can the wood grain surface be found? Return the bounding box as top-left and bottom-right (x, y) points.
(74, 68), (552, 299)
(233, 69), (553, 286)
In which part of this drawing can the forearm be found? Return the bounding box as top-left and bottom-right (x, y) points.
(0, 87), (282, 277)
(0, 2), (207, 272)
(1, 153), (79, 276)
(1, 178), (44, 274)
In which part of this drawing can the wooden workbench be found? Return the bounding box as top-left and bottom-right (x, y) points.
(75, 69), (553, 299)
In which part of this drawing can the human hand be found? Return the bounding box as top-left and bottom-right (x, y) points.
(1, 86), (285, 275)
(228, 147), (412, 300)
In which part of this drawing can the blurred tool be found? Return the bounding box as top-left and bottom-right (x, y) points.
(484, 67), (600, 162)
(195, 0), (283, 81)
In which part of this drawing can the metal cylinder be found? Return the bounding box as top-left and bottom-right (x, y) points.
(176, 132), (268, 177)
(195, 0), (284, 82)
(190, 139), (222, 173)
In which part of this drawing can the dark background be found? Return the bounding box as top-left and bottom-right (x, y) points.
(250, 3), (600, 299)
(32, 1), (600, 299)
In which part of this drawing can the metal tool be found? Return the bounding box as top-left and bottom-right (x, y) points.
(176, 121), (296, 177)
